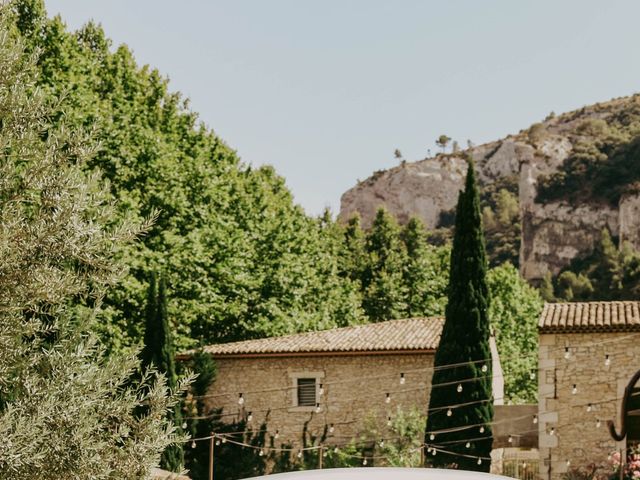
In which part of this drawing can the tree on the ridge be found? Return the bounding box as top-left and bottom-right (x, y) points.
(362, 208), (408, 321)
(436, 135), (451, 153)
(401, 218), (449, 318)
(425, 160), (494, 472)
(142, 273), (184, 472)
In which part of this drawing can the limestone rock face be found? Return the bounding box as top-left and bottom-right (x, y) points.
(339, 96), (640, 282)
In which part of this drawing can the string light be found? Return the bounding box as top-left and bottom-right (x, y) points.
(323, 450), (328, 458)
(587, 403), (592, 412)
(329, 424), (335, 434)
(566, 460), (571, 467)
(605, 354), (611, 367)
(191, 441), (196, 449)
(549, 427), (555, 436)
(446, 408), (453, 417)
(259, 449), (264, 457)
(238, 393), (244, 405)
(564, 347), (570, 359)
(481, 364), (488, 373)
(385, 393), (391, 404)
(477, 458), (482, 465)
(334, 447), (339, 453)
(379, 439), (385, 448)
(508, 435), (513, 444)
(215, 439), (221, 446)
(432, 448), (437, 456)
(387, 416), (392, 427)
(274, 430), (280, 439)
(457, 384), (463, 393)
(430, 434), (435, 441)
(297, 451), (303, 459)
(247, 412), (253, 422)
(479, 426), (485, 433)
(362, 458), (368, 466)
(596, 419), (601, 428)
(315, 403), (321, 413)
(400, 373), (406, 385)
(530, 371), (536, 381)
(222, 437), (227, 444)
(319, 384), (324, 396)
(465, 442), (471, 448)
(533, 415), (538, 424)
(182, 422), (187, 429)
(572, 384), (577, 395)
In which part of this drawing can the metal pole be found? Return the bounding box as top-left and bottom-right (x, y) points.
(420, 445), (425, 466)
(318, 445), (324, 469)
(620, 447), (624, 480)
(209, 434), (215, 480)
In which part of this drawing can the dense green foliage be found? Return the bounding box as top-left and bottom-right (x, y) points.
(0, 11), (186, 477)
(487, 263), (543, 403)
(141, 273), (184, 471)
(11, 0), (366, 351)
(537, 100), (640, 205)
(481, 176), (521, 267)
(543, 229), (640, 302)
(425, 161), (494, 472)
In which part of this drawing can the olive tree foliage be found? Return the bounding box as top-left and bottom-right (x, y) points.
(0, 11), (188, 479)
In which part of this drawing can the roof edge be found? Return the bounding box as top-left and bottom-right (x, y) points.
(177, 348), (437, 361)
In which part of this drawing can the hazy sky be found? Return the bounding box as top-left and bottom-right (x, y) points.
(45, 1), (640, 215)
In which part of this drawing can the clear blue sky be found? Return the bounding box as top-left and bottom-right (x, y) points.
(45, 1), (640, 215)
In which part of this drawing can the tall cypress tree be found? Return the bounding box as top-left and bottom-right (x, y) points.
(425, 160), (493, 471)
(142, 273), (184, 472)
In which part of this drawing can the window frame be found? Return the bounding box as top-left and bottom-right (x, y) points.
(288, 371), (324, 412)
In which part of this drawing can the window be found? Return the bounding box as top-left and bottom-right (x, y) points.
(297, 378), (317, 407)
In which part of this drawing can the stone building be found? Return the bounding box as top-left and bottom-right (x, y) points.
(537, 301), (640, 480)
(194, 317), (504, 451)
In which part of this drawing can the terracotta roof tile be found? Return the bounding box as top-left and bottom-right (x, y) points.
(539, 301), (640, 333)
(196, 317), (443, 356)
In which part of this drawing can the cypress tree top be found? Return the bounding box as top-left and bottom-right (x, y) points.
(425, 159), (493, 471)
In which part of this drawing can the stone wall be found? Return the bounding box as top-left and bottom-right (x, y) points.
(537, 332), (640, 480)
(205, 353), (434, 449)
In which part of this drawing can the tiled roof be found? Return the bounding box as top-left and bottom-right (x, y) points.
(539, 301), (640, 333)
(197, 317), (444, 357)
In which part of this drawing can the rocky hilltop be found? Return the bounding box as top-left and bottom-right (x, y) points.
(339, 95), (640, 283)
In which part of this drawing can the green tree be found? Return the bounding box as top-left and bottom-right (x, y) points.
(401, 218), (449, 317)
(436, 134), (451, 153)
(0, 12), (186, 478)
(425, 160), (493, 471)
(142, 273), (184, 471)
(487, 263), (543, 403)
(362, 209), (408, 321)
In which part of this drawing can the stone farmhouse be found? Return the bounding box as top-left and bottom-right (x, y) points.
(195, 317), (504, 450)
(537, 301), (640, 480)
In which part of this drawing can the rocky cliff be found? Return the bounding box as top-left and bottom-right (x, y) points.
(339, 95), (640, 283)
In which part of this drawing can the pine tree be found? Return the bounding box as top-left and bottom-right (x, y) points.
(425, 160), (494, 471)
(363, 208), (408, 321)
(142, 273), (184, 471)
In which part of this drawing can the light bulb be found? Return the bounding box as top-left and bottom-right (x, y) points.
(385, 393), (391, 404)
(596, 419), (601, 428)
(530, 371), (536, 381)
(564, 347), (570, 359)
(275, 430), (280, 439)
(238, 393), (244, 405)
(587, 404), (592, 412)
(221, 437), (227, 444)
(323, 450), (328, 457)
(215, 440), (221, 446)
(334, 447), (339, 453)
(182, 422), (187, 429)
(477, 458), (482, 465)
(572, 384), (577, 395)
(481, 364), (488, 373)
(430, 434), (435, 441)
(400, 373), (406, 385)
(297, 451), (303, 459)
(549, 427), (555, 436)
(446, 408), (452, 417)
(522, 463), (528, 469)
(465, 442), (471, 448)
(432, 449), (437, 456)
(259, 449), (264, 457)
(605, 355), (611, 367)
(379, 439), (385, 448)
(247, 412), (253, 422)
(191, 441), (196, 449)
(533, 415), (538, 424)
(457, 384), (463, 393)
(319, 384), (324, 396)
(315, 403), (321, 413)
(479, 426), (485, 433)
(329, 424), (335, 434)
(363, 459), (368, 466)
(566, 460), (571, 467)
(387, 416), (392, 427)
(508, 435), (513, 444)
